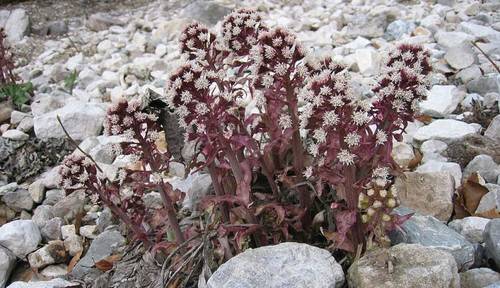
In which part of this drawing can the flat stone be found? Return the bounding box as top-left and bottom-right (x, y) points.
(51, 190), (86, 222)
(420, 85), (465, 118)
(416, 160), (462, 188)
(476, 184), (500, 215)
(63, 234), (83, 257)
(39, 264), (68, 279)
(384, 19), (415, 40)
(2, 130), (29, 141)
(29, 180), (45, 204)
(466, 74), (500, 95)
(460, 268), (500, 288)
(448, 217), (490, 243)
(390, 208), (475, 270)
(207, 242), (345, 288)
(444, 46), (475, 70)
(86, 13), (124, 31)
(414, 119), (479, 143)
(459, 22), (500, 42)
(355, 48), (381, 75)
(71, 229), (125, 278)
(435, 31), (475, 49)
(34, 101), (108, 140)
(347, 244), (459, 288)
(484, 219), (500, 268)
(391, 142), (415, 168)
(0, 220), (42, 258)
(395, 172), (454, 221)
(42, 189), (65, 206)
(32, 205), (54, 228)
(0, 183), (18, 197)
(41, 217), (63, 242)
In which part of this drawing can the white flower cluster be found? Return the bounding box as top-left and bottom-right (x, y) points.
(221, 8), (262, 54)
(59, 154), (93, 190)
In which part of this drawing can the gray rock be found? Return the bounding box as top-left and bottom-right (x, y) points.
(17, 117), (34, 133)
(390, 208), (475, 270)
(484, 219), (500, 268)
(448, 217), (490, 243)
(181, 1), (231, 26)
(207, 242), (345, 288)
(463, 155), (500, 183)
(445, 45), (476, 70)
(485, 282), (500, 288)
(4, 9), (30, 43)
(385, 19), (415, 40)
(71, 229), (125, 278)
(460, 268), (500, 288)
(2, 130), (29, 141)
(0, 220), (42, 258)
(414, 119), (479, 143)
(174, 172), (212, 212)
(420, 85), (465, 118)
(0, 183), (18, 197)
(96, 208), (114, 233)
(416, 160), (462, 188)
(46, 21), (68, 36)
(2, 188), (34, 211)
(457, 66), (482, 84)
(52, 190), (85, 222)
(10, 111), (31, 125)
(467, 74), (500, 95)
(86, 13), (124, 31)
(476, 184), (500, 214)
(394, 172), (454, 221)
(435, 31), (475, 49)
(7, 278), (76, 288)
(348, 244), (460, 288)
(32, 205), (55, 228)
(27, 240), (66, 269)
(39, 264), (67, 279)
(42, 189), (65, 206)
(0, 247), (15, 288)
(63, 234), (83, 257)
(391, 142), (415, 168)
(34, 101), (108, 140)
(29, 180), (45, 204)
(41, 217), (63, 242)
(459, 22), (500, 42)
(485, 115), (500, 143)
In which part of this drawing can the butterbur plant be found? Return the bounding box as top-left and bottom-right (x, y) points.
(166, 8), (432, 258)
(60, 99), (186, 248)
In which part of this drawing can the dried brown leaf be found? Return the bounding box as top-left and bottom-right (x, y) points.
(67, 250), (82, 273)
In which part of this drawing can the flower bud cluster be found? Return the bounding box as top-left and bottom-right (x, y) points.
(222, 8), (265, 56)
(58, 153), (98, 192)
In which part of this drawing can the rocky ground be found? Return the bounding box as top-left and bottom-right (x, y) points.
(0, 0), (499, 287)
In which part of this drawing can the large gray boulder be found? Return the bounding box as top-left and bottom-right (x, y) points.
(460, 268), (500, 288)
(4, 9), (30, 43)
(347, 244), (460, 288)
(390, 208), (475, 270)
(207, 242), (345, 288)
(0, 220), (41, 258)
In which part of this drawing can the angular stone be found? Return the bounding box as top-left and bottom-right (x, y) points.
(460, 268), (500, 288)
(463, 155), (500, 184)
(414, 119), (479, 143)
(0, 220), (41, 258)
(395, 172), (454, 221)
(420, 85), (465, 117)
(444, 45), (475, 70)
(390, 208), (475, 270)
(384, 19), (415, 40)
(448, 217), (490, 243)
(207, 242), (345, 288)
(4, 9), (30, 43)
(484, 219), (500, 268)
(435, 31), (474, 49)
(28, 240), (66, 269)
(459, 22), (500, 42)
(39, 264), (68, 279)
(2, 130), (29, 141)
(355, 48), (381, 75)
(348, 244), (459, 288)
(0, 247), (15, 288)
(32, 205), (55, 228)
(42, 189), (65, 206)
(86, 13), (124, 31)
(391, 142), (414, 168)
(52, 190), (86, 222)
(485, 115), (500, 143)
(181, 1), (231, 26)
(63, 234), (83, 257)
(29, 180), (45, 204)
(445, 135), (500, 168)
(41, 217), (63, 242)
(71, 229), (125, 278)
(476, 184), (500, 215)
(3, 188), (34, 211)
(467, 74), (500, 95)
(7, 278), (77, 288)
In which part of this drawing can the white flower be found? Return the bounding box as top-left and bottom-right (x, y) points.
(372, 166), (389, 180)
(323, 110), (339, 126)
(319, 85), (331, 96)
(279, 114), (292, 129)
(329, 95), (344, 108)
(344, 132), (361, 147)
(308, 143), (319, 157)
(232, 26), (241, 35)
(313, 128), (327, 143)
(232, 40), (242, 51)
(352, 111), (370, 126)
(282, 46), (293, 59)
(194, 77), (209, 90)
(195, 102), (209, 115)
(181, 91), (193, 103)
(123, 116), (133, 127)
(265, 46), (276, 59)
(272, 37), (283, 46)
(261, 74), (274, 88)
(337, 149), (355, 165)
(376, 130), (387, 145)
(274, 63), (288, 76)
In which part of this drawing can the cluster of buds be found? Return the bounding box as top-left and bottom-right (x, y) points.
(59, 153), (99, 193)
(372, 44), (432, 142)
(222, 8), (265, 56)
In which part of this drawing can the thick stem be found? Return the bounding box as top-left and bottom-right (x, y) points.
(158, 181), (186, 245)
(344, 165), (364, 251)
(207, 162), (230, 222)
